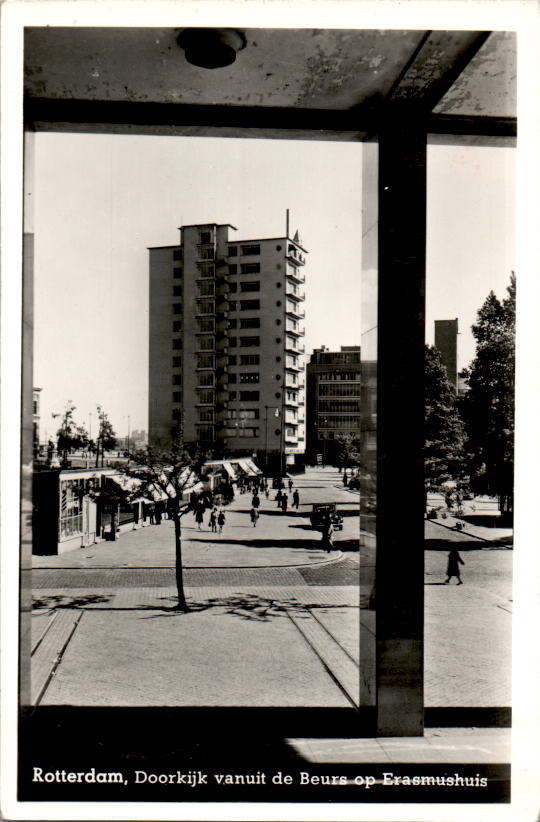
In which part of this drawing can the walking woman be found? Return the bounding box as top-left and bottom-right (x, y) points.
(217, 509), (226, 534)
(445, 549), (464, 584)
(250, 507), (259, 528)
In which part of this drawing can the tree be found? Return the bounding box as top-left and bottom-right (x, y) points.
(121, 436), (207, 610)
(55, 403), (89, 463)
(95, 405), (117, 467)
(85, 475), (131, 542)
(460, 274), (515, 515)
(334, 433), (362, 471)
(424, 345), (466, 492)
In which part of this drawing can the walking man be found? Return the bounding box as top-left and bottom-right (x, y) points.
(281, 494), (288, 513)
(292, 489), (300, 509)
(445, 549), (464, 584)
(250, 507), (259, 527)
(217, 509), (225, 534)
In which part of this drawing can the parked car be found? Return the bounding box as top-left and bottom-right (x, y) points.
(309, 503), (343, 530)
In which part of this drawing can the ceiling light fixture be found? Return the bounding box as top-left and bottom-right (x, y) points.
(177, 28), (246, 69)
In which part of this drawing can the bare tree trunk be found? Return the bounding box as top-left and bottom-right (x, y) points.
(173, 513), (189, 611)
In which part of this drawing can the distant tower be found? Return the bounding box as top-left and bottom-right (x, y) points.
(434, 319), (458, 390)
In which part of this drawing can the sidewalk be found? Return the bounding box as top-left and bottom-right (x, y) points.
(29, 472), (511, 764)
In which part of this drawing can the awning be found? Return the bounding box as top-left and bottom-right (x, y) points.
(222, 462), (237, 480)
(241, 458), (262, 476)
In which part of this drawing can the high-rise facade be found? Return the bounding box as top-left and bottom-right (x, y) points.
(149, 222), (306, 469)
(305, 346), (361, 464)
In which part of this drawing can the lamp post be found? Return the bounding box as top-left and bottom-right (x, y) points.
(264, 405), (280, 477)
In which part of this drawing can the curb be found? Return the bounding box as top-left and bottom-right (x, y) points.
(427, 517), (513, 549)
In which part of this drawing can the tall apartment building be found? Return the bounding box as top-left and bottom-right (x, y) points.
(149, 222), (306, 470)
(305, 346), (361, 464)
(434, 318), (458, 391)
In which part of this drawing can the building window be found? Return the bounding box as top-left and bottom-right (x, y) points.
(173, 303), (182, 314)
(173, 339), (182, 350)
(239, 391), (260, 401)
(274, 428), (281, 436)
(240, 336), (260, 347)
(228, 246), (237, 257)
(173, 374), (182, 385)
(276, 319), (281, 325)
(275, 374), (281, 381)
(196, 300), (215, 315)
(228, 301), (237, 312)
(228, 264), (237, 275)
(173, 392), (182, 403)
(228, 373), (237, 383)
(173, 267), (182, 278)
(240, 281), (259, 292)
(276, 337), (282, 343)
(197, 389), (214, 404)
(276, 356), (281, 362)
(241, 244), (260, 256)
(199, 230), (213, 244)
(227, 408), (260, 420)
(197, 317), (214, 332)
(229, 282), (238, 293)
(198, 336), (214, 350)
(198, 408), (214, 422)
(240, 300), (260, 310)
(228, 319), (238, 329)
(240, 373), (259, 383)
(172, 357), (182, 367)
(240, 354), (259, 365)
(241, 263), (260, 274)
(229, 391), (237, 400)
(276, 282), (282, 287)
(198, 281), (214, 296)
(228, 355), (237, 365)
(173, 249), (183, 261)
(197, 354), (215, 369)
(173, 285), (182, 297)
(198, 372), (214, 386)
(172, 409), (182, 420)
(229, 337), (237, 347)
(240, 318), (260, 329)
(59, 479), (85, 539)
(173, 321), (182, 332)
(276, 245), (282, 251)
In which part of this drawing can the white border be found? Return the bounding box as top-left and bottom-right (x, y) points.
(2, 1), (540, 821)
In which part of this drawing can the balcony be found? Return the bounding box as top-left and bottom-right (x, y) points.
(216, 282), (229, 297)
(285, 287), (305, 301)
(285, 338), (299, 354)
(285, 324), (305, 337)
(285, 304), (305, 320)
(285, 267), (305, 284)
(286, 246), (306, 266)
(285, 359), (302, 372)
(196, 243), (215, 261)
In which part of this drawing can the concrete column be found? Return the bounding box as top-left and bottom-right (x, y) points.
(375, 108), (426, 735)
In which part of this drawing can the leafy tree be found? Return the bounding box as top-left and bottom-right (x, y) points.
(55, 403), (89, 462)
(424, 345), (466, 492)
(122, 436), (207, 610)
(460, 274), (515, 515)
(334, 433), (362, 471)
(95, 405), (117, 467)
(85, 476), (131, 542)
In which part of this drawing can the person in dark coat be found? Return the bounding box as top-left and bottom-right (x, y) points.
(217, 509), (225, 534)
(195, 505), (204, 530)
(209, 508), (217, 532)
(292, 489), (300, 509)
(288, 478), (293, 492)
(275, 490), (282, 507)
(445, 549), (464, 584)
(250, 507), (259, 527)
(251, 493), (260, 509)
(281, 494), (288, 513)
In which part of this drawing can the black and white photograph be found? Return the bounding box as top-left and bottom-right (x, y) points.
(1, 1), (540, 820)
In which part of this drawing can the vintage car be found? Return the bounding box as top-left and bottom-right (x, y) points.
(309, 503), (343, 530)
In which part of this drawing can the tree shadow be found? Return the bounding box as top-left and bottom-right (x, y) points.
(459, 513), (513, 528)
(32, 593), (112, 609)
(139, 593), (356, 622)
(188, 536), (321, 549)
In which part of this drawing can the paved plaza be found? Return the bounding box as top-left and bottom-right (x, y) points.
(27, 467), (513, 763)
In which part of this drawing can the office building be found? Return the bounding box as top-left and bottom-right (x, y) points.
(149, 221), (306, 471)
(305, 346), (361, 464)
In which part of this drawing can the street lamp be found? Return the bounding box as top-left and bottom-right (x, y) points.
(264, 405), (280, 476)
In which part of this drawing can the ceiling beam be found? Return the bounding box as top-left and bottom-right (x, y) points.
(24, 96), (516, 141)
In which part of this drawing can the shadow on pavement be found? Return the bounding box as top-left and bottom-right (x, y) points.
(424, 539), (487, 551)
(138, 593), (356, 621)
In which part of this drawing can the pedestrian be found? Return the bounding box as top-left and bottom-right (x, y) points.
(252, 492), (260, 509)
(264, 486), (269, 499)
(343, 471), (349, 487)
(250, 507), (259, 527)
(155, 503), (162, 525)
(275, 490), (282, 507)
(281, 494), (288, 513)
(217, 509), (225, 534)
(321, 519), (334, 553)
(444, 490), (454, 511)
(288, 478), (293, 492)
(209, 507), (217, 532)
(445, 549), (464, 584)
(148, 504), (155, 525)
(195, 505), (204, 531)
(292, 489), (300, 509)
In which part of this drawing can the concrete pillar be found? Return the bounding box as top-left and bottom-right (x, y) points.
(361, 111), (426, 735)
(376, 107), (426, 735)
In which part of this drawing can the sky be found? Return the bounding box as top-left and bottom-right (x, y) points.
(33, 133), (515, 440)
